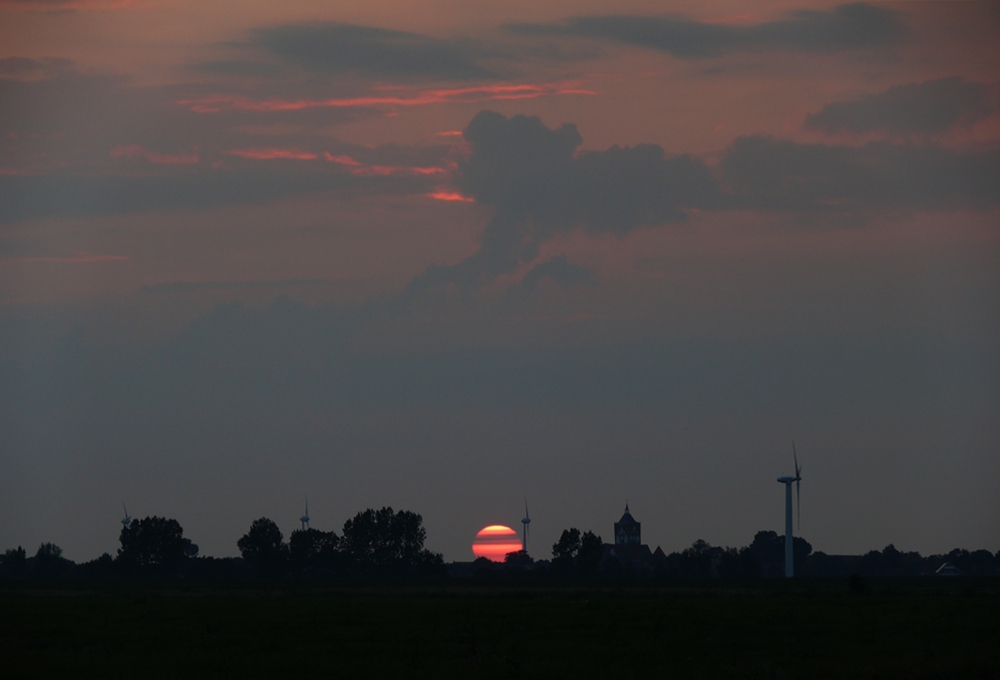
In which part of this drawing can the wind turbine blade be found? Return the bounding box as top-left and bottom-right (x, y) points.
(796, 478), (801, 529)
(524, 496), (529, 519)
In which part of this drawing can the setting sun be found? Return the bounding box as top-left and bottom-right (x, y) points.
(471, 525), (522, 561)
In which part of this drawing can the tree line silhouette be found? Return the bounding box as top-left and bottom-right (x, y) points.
(474, 529), (999, 580)
(0, 507), (443, 580)
(1, 511), (998, 580)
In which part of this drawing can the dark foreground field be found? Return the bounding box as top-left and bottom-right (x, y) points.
(2, 579), (998, 679)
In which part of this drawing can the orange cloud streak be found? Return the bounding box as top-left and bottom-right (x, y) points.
(323, 153), (361, 166)
(427, 191), (474, 202)
(179, 82), (597, 114)
(224, 147), (318, 160)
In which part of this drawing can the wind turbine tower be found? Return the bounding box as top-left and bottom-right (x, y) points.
(776, 444), (802, 577)
(521, 498), (531, 553)
(121, 502), (131, 529)
(300, 496), (310, 531)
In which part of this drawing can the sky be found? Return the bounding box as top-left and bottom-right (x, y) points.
(0, 0), (998, 563)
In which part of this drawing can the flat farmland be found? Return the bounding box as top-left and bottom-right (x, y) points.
(2, 580), (997, 679)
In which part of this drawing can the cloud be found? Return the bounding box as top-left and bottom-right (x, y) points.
(251, 23), (500, 80)
(0, 0), (132, 9)
(1, 252), (128, 263)
(0, 168), (433, 224)
(224, 147), (318, 161)
(186, 60), (285, 78)
(0, 56), (72, 79)
(505, 254), (598, 300)
(805, 77), (996, 136)
(403, 109), (1000, 300)
(403, 110), (718, 295)
(141, 279), (336, 295)
(508, 3), (904, 58)
(721, 135), (1000, 212)
(177, 82), (594, 114)
(110, 144), (199, 165)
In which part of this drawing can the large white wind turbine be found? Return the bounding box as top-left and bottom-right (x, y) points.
(776, 443), (802, 577)
(300, 496), (310, 531)
(521, 497), (531, 553)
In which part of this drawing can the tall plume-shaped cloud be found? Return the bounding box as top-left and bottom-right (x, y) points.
(405, 110), (717, 295)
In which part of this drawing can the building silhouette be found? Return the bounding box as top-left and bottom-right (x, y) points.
(605, 503), (665, 572)
(614, 503), (641, 545)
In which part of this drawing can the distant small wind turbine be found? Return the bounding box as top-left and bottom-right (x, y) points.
(776, 443), (803, 577)
(521, 497), (531, 553)
(121, 502), (131, 529)
(300, 496), (310, 531)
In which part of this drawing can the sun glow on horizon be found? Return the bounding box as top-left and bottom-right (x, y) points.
(472, 524), (522, 561)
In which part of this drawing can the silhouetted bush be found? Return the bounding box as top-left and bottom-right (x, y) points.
(117, 516), (190, 576)
(238, 518), (288, 576)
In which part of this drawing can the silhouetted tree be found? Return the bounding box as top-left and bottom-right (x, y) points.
(577, 531), (604, 575)
(504, 550), (534, 567)
(1, 546), (27, 578)
(117, 516), (189, 575)
(749, 531), (784, 577)
(717, 546), (761, 578)
(238, 518), (288, 576)
(551, 528), (581, 573)
(33, 543), (72, 577)
(340, 507), (442, 575)
(289, 528), (340, 575)
(186, 556), (242, 580)
(940, 548), (998, 576)
(75, 553), (116, 579)
(680, 539), (717, 577)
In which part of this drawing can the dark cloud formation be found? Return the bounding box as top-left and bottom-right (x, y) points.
(517, 255), (597, 292)
(0, 56), (73, 79)
(405, 110), (717, 295)
(141, 279), (337, 295)
(805, 77), (996, 135)
(186, 60), (286, 78)
(251, 23), (498, 80)
(721, 135), (1000, 212)
(403, 108), (1000, 299)
(0, 170), (432, 225)
(508, 3), (904, 58)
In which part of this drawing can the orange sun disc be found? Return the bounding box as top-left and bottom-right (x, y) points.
(471, 525), (522, 561)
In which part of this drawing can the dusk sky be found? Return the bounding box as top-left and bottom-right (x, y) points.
(1, 0), (998, 563)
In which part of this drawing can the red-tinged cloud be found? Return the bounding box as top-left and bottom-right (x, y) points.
(110, 145), (199, 165)
(178, 82), (595, 114)
(224, 147), (318, 160)
(322, 152), (447, 177)
(227, 148), (444, 177)
(0, 0), (133, 9)
(352, 165), (447, 177)
(428, 191), (475, 202)
(1, 252), (129, 264)
(323, 153), (361, 166)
